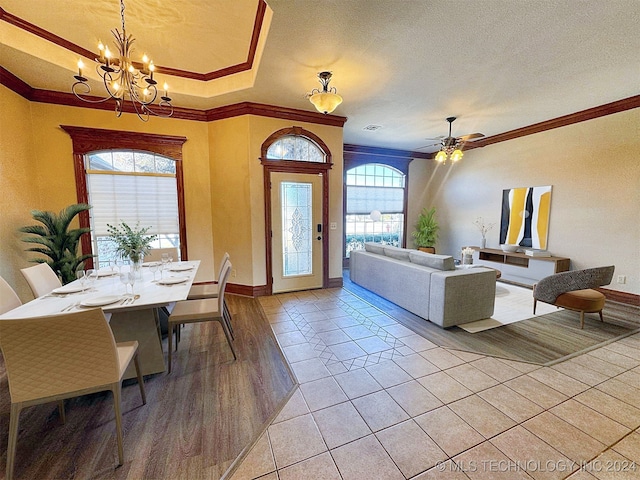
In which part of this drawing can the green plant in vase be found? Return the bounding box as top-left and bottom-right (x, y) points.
(412, 207), (439, 253)
(19, 203), (94, 285)
(107, 222), (157, 265)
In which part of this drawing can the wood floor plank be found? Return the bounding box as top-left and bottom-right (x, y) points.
(0, 294), (295, 480)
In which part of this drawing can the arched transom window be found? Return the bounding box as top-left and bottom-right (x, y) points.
(345, 163), (406, 257)
(266, 135), (326, 162)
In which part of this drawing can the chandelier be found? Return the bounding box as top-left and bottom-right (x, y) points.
(72, 0), (173, 121)
(307, 71), (343, 114)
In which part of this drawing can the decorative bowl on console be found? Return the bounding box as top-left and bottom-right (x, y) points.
(501, 244), (519, 253)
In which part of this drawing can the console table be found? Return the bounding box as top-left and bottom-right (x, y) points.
(472, 248), (570, 287)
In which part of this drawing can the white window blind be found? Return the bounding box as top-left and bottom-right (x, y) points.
(87, 174), (178, 236)
(346, 185), (404, 214)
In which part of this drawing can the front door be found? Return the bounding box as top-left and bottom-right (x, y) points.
(271, 172), (323, 293)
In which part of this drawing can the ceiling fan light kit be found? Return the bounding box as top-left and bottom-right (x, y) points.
(71, 0), (173, 121)
(433, 116), (484, 164)
(308, 71), (343, 114)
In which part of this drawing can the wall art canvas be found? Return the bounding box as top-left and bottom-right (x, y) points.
(500, 185), (552, 249)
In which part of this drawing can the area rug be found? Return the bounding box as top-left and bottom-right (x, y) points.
(458, 283), (557, 333)
(342, 271), (640, 364)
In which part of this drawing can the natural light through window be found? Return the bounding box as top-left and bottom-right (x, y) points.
(85, 150), (180, 268)
(266, 135), (325, 162)
(345, 164), (405, 257)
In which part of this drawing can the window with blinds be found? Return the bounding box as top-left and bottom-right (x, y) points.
(345, 164), (406, 257)
(85, 150), (180, 268)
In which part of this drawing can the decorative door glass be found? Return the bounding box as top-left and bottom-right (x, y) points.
(281, 181), (312, 276)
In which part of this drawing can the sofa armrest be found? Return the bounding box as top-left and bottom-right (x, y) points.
(429, 268), (496, 328)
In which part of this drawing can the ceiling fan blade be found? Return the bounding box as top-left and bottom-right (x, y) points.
(416, 142), (442, 150)
(458, 133), (485, 141)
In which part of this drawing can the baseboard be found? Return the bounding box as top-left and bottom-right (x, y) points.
(599, 288), (640, 306)
(328, 277), (343, 288)
(226, 283), (269, 297)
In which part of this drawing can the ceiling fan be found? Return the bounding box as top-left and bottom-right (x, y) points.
(418, 117), (485, 163)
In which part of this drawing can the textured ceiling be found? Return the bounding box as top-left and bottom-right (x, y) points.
(2, 0), (639, 152)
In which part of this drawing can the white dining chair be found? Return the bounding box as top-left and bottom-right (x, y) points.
(144, 247), (179, 263)
(0, 276), (22, 314)
(20, 263), (62, 298)
(168, 261), (236, 372)
(188, 253), (234, 338)
(0, 308), (146, 480)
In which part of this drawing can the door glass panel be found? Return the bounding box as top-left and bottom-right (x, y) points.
(281, 181), (312, 276)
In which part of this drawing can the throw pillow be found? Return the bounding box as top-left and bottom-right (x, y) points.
(364, 242), (385, 255)
(383, 246), (411, 261)
(409, 251), (455, 270)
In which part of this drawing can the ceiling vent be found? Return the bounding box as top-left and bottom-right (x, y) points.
(363, 124), (383, 131)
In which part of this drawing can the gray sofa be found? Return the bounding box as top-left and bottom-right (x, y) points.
(349, 243), (496, 328)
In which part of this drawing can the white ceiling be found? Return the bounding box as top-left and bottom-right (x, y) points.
(2, 0), (639, 152)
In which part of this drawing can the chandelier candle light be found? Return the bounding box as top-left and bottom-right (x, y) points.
(72, 0), (173, 121)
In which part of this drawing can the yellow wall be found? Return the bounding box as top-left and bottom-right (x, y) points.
(208, 115), (344, 288)
(1, 85), (344, 301)
(0, 85), (38, 300)
(411, 108), (640, 295)
(1, 86), (215, 301)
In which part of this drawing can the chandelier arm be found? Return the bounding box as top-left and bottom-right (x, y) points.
(72, 81), (115, 103)
(70, 0), (172, 120)
(141, 101), (174, 118)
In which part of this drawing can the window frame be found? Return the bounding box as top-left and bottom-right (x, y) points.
(343, 147), (412, 266)
(61, 125), (188, 269)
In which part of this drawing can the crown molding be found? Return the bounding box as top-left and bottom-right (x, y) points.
(0, 1), (268, 81)
(457, 95), (640, 156)
(344, 144), (431, 160)
(206, 102), (347, 126)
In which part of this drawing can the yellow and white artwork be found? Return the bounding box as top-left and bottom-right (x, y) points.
(500, 185), (552, 249)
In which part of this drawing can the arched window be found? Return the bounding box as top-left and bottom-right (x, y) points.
(62, 126), (187, 269)
(85, 150), (181, 268)
(261, 126), (331, 164)
(266, 135), (325, 162)
(345, 163), (406, 257)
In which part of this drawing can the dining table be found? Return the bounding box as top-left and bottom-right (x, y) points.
(0, 260), (200, 378)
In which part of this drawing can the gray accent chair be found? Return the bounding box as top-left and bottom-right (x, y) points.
(533, 266), (615, 328)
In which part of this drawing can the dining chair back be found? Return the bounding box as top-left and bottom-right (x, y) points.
(0, 276), (22, 314)
(20, 263), (62, 298)
(168, 261), (236, 372)
(144, 247), (179, 263)
(0, 308), (146, 480)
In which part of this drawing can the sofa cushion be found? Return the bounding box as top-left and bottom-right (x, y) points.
(364, 242), (386, 255)
(383, 246), (411, 261)
(409, 251), (455, 271)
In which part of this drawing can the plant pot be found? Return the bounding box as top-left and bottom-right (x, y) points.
(418, 247), (436, 254)
(462, 254), (473, 265)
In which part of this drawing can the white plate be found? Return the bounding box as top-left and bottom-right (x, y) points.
(142, 261), (161, 267)
(158, 276), (189, 285)
(169, 264), (193, 272)
(80, 295), (123, 307)
(51, 285), (88, 295)
(96, 270), (118, 277)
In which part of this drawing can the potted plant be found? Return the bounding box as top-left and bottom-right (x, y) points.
(412, 207), (439, 253)
(107, 222), (157, 267)
(19, 203), (94, 285)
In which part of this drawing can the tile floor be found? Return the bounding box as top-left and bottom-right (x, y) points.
(230, 286), (640, 480)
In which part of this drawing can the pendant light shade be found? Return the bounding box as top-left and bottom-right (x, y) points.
(308, 71), (342, 114)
